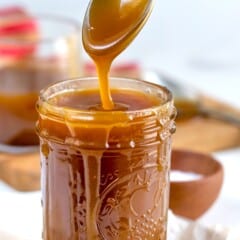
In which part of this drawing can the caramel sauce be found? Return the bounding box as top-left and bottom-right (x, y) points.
(38, 86), (171, 240)
(82, 0), (152, 110)
(38, 1), (174, 239)
(53, 88), (161, 111)
(0, 62), (67, 146)
(0, 92), (38, 145)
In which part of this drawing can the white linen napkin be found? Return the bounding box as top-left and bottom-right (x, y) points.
(0, 231), (24, 240)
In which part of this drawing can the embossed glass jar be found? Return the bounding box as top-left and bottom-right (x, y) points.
(36, 77), (176, 240)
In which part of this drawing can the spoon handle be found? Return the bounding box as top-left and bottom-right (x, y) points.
(200, 106), (240, 128)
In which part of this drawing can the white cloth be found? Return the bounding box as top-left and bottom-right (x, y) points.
(168, 211), (240, 240)
(0, 231), (22, 240)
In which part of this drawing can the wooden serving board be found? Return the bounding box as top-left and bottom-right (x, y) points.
(0, 96), (239, 191)
(173, 96), (240, 152)
(173, 117), (240, 152)
(0, 152), (40, 191)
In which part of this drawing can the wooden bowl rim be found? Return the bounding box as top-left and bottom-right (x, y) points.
(170, 149), (223, 184)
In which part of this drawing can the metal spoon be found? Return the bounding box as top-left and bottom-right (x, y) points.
(143, 71), (240, 127)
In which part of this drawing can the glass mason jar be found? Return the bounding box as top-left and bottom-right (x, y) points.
(36, 77), (176, 240)
(0, 14), (82, 153)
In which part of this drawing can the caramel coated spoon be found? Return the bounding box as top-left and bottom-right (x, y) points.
(82, 0), (154, 110)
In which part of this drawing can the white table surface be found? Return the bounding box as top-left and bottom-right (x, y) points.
(0, 0), (240, 239)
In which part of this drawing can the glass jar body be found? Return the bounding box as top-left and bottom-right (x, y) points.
(0, 14), (82, 149)
(37, 77), (176, 240)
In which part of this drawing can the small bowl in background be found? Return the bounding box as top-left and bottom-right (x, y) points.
(169, 149), (224, 220)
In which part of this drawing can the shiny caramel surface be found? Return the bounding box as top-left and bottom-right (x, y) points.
(50, 88), (162, 111)
(83, 0), (150, 56)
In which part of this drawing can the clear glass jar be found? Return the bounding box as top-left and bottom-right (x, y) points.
(36, 77), (176, 240)
(0, 14), (82, 152)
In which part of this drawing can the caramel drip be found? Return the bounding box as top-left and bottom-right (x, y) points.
(83, 0), (152, 110)
(82, 151), (102, 239)
(39, 120), (171, 239)
(94, 57), (114, 110)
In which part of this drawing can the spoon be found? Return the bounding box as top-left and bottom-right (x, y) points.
(82, 0), (154, 57)
(82, 0), (154, 110)
(143, 71), (240, 127)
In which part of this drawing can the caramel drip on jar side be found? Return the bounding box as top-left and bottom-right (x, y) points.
(81, 151), (102, 239)
(64, 116), (112, 239)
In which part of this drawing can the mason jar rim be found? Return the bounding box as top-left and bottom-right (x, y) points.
(37, 76), (174, 122)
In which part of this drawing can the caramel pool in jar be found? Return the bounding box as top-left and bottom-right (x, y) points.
(36, 77), (176, 240)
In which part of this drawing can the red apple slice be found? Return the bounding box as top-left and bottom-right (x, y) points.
(0, 6), (38, 62)
(0, 6), (25, 16)
(0, 19), (38, 36)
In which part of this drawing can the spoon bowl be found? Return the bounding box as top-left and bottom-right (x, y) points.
(82, 0), (154, 57)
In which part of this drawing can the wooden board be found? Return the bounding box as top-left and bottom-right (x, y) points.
(0, 96), (239, 191)
(173, 96), (240, 152)
(0, 152), (40, 191)
(173, 117), (240, 152)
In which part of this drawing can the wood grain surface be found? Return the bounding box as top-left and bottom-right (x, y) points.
(173, 96), (240, 152)
(173, 117), (240, 152)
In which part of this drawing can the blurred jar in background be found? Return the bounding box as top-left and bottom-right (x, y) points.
(0, 7), (82, 150)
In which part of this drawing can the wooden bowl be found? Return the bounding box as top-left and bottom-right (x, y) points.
(0, 152), (40, 191)
(169, 149), (224, 220)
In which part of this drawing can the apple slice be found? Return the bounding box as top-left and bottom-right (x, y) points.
(0, 6), (25, 16)
(0, 6), (38, 61)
